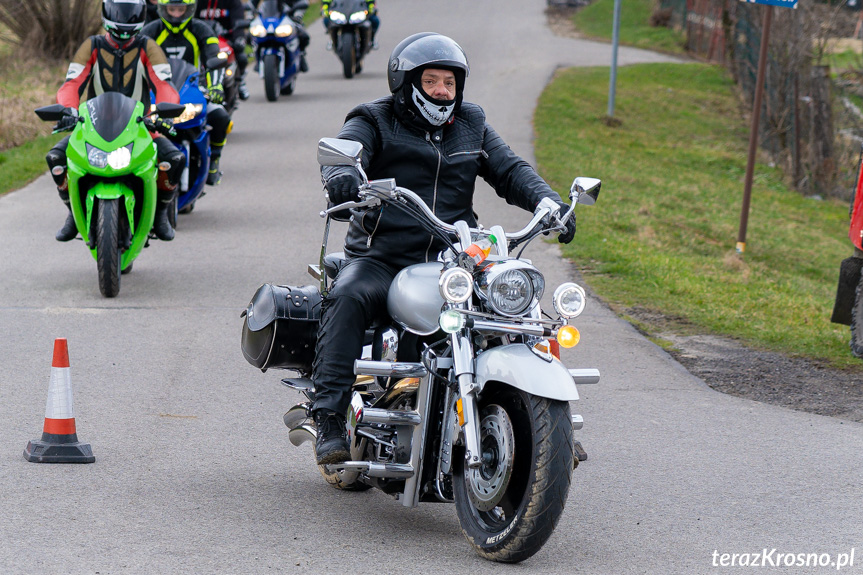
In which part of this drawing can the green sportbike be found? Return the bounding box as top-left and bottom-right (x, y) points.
(36, 93), (185, 297)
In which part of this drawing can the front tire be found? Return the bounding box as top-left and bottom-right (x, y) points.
(264, 53), (280, 102)
(339, 30), (356, 79)
(96, 198), (121, 298)
(850, 277), (863, 357)
(453, 386), (574, 563)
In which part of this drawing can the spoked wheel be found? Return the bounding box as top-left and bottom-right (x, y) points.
(453, 386), (574, 563)
(264, 53), (280, 101)
(340, 30), (356, 79)
(96, 198), (122, 298)
(850, 278), (863, 358)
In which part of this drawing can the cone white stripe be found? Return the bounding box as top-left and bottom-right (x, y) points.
(45, 366), (75, 420)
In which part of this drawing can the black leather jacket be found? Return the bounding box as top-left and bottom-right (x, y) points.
(322, 95), (561, 269)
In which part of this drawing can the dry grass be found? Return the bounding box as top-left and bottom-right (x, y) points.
(0, 49), (62, 151)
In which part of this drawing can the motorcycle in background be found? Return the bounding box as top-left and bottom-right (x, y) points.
(249, 0), (306, 101)
(206, 20), (248, 115)
(325, 0), (372, 79)
(240, 138), (602, 562)
(35, 94), (184, 297)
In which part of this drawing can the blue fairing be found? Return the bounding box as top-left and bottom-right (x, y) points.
(251, 14), (301, 90)
(151, 58), (210, 212)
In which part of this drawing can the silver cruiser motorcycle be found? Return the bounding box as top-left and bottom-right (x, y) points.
(240, 138), (601, 563)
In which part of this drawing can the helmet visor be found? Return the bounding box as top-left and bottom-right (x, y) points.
(157, 1), (196, 26)
(103, 0), (146, 26)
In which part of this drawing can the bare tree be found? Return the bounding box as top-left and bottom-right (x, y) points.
(0, 0), (102, 60)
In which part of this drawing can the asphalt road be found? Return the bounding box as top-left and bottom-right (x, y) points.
(1, 1), (861, 573)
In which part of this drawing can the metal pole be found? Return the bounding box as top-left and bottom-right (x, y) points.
(607, 0), (622, 118)
(737, 4), (773, 254)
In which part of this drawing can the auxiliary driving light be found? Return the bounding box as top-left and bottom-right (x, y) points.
(553, 283), (587, 318)
(556, 325), (580, 348)
(439, 310), (466, 333)
(439, 267), (473, 304)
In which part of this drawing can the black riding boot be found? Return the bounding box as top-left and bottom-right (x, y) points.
(313, 409), (350, 465)
(207, 153), (222, 186)
(56, 189), (77, 242)
(153, 187), (175, 241)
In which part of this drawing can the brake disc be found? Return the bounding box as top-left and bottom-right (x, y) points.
(465, 404), (515, 511)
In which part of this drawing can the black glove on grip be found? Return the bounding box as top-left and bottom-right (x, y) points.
(325, 172), (362, 205)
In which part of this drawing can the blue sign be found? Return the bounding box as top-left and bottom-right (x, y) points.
(740, 0), (797, 8)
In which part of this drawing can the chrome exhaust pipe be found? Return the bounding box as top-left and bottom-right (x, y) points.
(288, 423), (316, 447)
(569, 368), (600, 385)
(284, 404), (311, 430)
(354, 360), (428, 378)
(360, 407), (421, 426)
(323, 461), (414, 479)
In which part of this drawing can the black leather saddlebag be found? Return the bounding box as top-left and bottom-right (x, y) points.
(241, 284), (322, 372)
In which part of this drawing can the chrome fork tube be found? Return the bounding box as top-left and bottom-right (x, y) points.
(453, 333), (482, 468)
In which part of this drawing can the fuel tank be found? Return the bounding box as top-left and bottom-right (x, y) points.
(387, 262), (445, 336)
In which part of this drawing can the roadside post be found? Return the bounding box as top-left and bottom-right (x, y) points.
(736, 0), (797, 254)
(607, 0), (622, 119)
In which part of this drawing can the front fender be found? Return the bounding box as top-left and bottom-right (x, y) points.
(475, 344), (580, 401)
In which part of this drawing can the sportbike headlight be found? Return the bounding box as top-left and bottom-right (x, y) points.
(349, 10), (368, 23)
(87, 143), (133, 170)
(439, 267), (473, 304)
(250, 20), (266, 37)
(553, 283), (587, 319)
(329, 10), (347, 24)
(176, 103), (203, 124)
(275, 20), (294, 37)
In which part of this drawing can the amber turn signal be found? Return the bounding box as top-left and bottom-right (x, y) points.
(557, 325), (580, 348)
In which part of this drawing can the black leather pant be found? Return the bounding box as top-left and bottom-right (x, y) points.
(206, 103), (231, 154)
(312, 256), (400, 415)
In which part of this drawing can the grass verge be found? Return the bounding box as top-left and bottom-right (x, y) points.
(572, 0), (686, 55)
(0, 133), (62, 196)
(534, 62), (858, 368)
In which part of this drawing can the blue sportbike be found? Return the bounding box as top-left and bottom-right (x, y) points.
(249, 0), (306, 101)
(157, 58), (211, 222)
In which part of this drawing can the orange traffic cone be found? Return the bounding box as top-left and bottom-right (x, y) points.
(23, 338), (95, 463)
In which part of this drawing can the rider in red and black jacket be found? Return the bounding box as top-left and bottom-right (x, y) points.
(196, 0), (252, 99)
(47, 0), (185, 242)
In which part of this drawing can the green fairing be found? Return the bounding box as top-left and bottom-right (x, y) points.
(64, 98), (158, 272)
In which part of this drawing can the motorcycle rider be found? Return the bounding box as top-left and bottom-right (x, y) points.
(145, 0), (160, 23)
(196, 0), (251, 99)
(311, 32), (577, 464)
(249, 0), (311, 73)
(47, 0), (184, 243)
(143, 0), (234, 186)
(321, 0), (379, 49)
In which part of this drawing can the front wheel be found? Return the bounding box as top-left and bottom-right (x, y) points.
(96, 198), (121, 298)
(339, 30), (356, 79)
(264, 53), (280, 102)
(850, 278), (863, 357)
(453, 386), (574, 563)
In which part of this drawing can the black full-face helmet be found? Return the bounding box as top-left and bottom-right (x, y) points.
(102, 0), (147, 43)
(387, 32), (470, 98)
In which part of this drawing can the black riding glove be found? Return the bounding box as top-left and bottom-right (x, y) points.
(556, 201), (576, 244)
(56, 108), (79, 131)
(325, 171), (362, 205)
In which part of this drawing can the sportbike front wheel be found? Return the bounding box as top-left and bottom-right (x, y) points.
(96, 198), (121, 298)
(453, 385), (575, 563)
(340, 30), (356, 79)
(264, 54), (280, 101)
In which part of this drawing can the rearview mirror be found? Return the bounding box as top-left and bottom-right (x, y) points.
(570, 177), (601, 205)
(34, 104), (68, 122)
(155, 102), (186, 119)
(318, 138), (363, 167)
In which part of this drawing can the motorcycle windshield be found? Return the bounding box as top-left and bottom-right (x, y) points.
(168, 58), (198, 90)
(330, 0), (363, 12)
(85, 92), (138, 143)
(259, 0), (282, 18)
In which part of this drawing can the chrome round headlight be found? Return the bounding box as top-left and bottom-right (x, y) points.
(553, 283), (586, 318)
(439, 267), (473, 304)
(489, 269), (534, 316)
